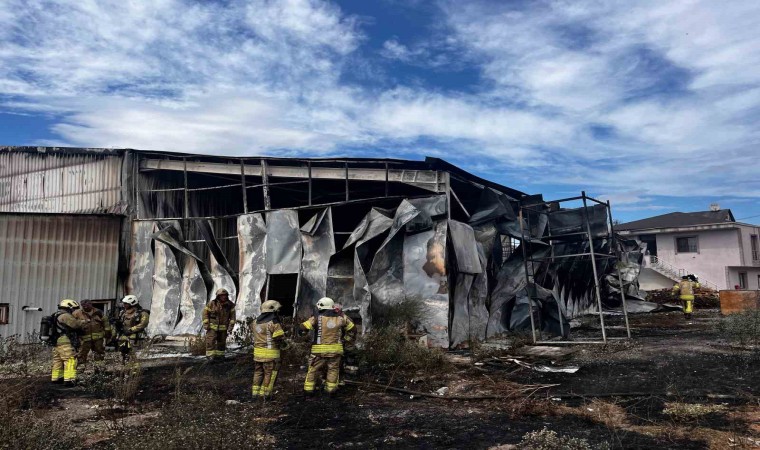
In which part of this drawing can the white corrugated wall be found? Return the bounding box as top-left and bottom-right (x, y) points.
(0, 214), (120, 338)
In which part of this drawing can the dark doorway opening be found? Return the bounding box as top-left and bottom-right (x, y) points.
(264, 274), (299, 318)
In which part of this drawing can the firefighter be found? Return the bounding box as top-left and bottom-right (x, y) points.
(115, 295), (150, 362)
(203, 288), (236, 361)
(73, 300), (112, 365)
(51, 299), (87, 385)
(252, 300), (285, 398)
(300, 297), (356, 396)
(673, 275), (701, 319)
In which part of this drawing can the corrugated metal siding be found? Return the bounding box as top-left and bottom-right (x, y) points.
(0, 215), (120, 338)
(0, 150), (124, 214)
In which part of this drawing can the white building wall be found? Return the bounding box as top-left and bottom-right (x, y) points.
(737, 224), (760, 266)
(726, 267), (760, 290)
(655, 229), (741, 290)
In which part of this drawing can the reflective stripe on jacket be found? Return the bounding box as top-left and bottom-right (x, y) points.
(301, 312), (356, 355)
(253, 318), (285, 361)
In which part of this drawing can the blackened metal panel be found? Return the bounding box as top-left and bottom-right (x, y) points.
(406, 195), (447, 233)
(147, 239), (182, 336)
(296, 208), (336, 319)
(127, 221), (156, 310)
(196, 219), (239, 292)
(326, 248), (354, 309)
(350, 208), (394, 329)
(449, 273), (474, 348)
(548, 204), (608, 238)
(402, 220), (449, 348)
(447, 220), (483, 274)
(468, 243), (490, 341)
(486, 250), (531, 338)
(468, 187), (516, 225)
(173, 257), (206, 335)
(237, 213), (267, 320)
(367, 201), (420, 322)
(265, 210), (302, 274)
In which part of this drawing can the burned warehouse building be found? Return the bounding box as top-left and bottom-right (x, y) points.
(0, 146), (645, 347)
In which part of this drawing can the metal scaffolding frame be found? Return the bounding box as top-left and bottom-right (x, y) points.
(519, 191), (632, 345)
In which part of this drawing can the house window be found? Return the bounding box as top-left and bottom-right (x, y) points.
(738, 272), (747, 289)
(751, 235), (759, 261)
(675, 236), (698, 253)
(0, 304), (9, 325)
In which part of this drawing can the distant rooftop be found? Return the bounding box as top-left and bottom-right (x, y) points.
(617, 209), (736, 231)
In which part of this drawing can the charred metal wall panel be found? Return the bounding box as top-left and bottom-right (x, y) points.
(0, 214), (120, 337)
(0, 149), (124, 214)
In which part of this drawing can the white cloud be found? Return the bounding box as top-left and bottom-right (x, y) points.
(0, 0), (758, 206)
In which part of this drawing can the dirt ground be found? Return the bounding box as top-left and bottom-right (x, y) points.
(3, 309), (759, 449)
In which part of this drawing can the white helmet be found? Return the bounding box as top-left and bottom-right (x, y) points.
(316, 297), (335, 311)
(122, 295), (139, 307)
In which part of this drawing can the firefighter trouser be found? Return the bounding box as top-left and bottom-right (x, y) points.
(681, 295), (694, 315)
(252, 359), (281, 397)
(205, 329), (227, 358)
(304, 355), (342, 393)
(78, 338), (105, 363)
(52, 344), (78, 382)
(118, 337), (140, 363)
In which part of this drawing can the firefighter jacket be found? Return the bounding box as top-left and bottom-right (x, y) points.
(203, 298), (236, 332)
(300, 310), (356, 356)
(673, 280), (700, 300)
(253, 312), (285, 362)
(55, 311), (86, 346)
(73, 308), (112, 342)
(118, 307), (149, 340)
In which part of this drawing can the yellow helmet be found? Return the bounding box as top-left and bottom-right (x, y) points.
(216, 288), (229, 297)
(261, 300), (282, 313)
(59, 299), (80, 310)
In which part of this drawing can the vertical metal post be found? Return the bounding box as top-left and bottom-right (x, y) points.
(240, 159), (248, 214)
(445, 172), (451, 220)
(261, 159), (271, 210)
(384, 162), (389, 197)
(182, 157), (189, 238)
(133, 152), (140, 220)
(581, 191), (607, 343)
(519, 209), (538, 344)
(264, 274), (270, 301)
(345, 162), (349, 202)
(307, 161), (312, 206)
(608, 200), (632, 339)
(524, 205), (541, 342)
(545, 218), (564, 338)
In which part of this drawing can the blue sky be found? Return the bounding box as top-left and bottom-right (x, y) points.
(0, 0), (758, 223)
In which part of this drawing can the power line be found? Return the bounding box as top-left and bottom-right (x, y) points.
(737, 213), (760, 220)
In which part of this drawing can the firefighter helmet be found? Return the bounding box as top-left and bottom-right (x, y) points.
(216, 288), (229, 297)
(316, 297), (335, 311)
(59, 299), (80, 310)
(261, 300), (282, 313)
(122, 295), (139, 306)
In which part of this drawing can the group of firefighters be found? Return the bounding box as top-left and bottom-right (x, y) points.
(47, 288), (355, 399)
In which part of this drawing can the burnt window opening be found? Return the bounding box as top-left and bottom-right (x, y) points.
(264, 274), (299, 317)
(0, 303), (9, 325)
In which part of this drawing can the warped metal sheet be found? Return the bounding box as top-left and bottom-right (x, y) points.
(0, 214), (120, 338)
(402, 220), (449, 348)
(349, 208), (394, 328)
(265, 210), (302, 274)
(147, 239), (181, 336)
(468, 187), (516, 225)
(447, 220), (482, 274)
(208, 252), (237, 304)
(237, 213), (267, 320)
(196, 219), (239, 292)
(406, 195), (447, 233)
(468, 243), (490, 341)
(173, 258), (206, 335)
(296, 208), (335, 319)
(367, 200), (420, 321)
(326, 248), (354, 309)
(450, 273), (474, 348)
(127, 221), (156, 310)
(548, 204), (609, 238)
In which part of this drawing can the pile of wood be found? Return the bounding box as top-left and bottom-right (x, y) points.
(645, 286), (720, 308)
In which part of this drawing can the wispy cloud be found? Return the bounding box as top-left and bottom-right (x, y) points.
(0, 0), (758, 209)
